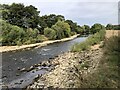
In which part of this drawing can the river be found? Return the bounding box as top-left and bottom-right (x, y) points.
(1, 36), (87, 88)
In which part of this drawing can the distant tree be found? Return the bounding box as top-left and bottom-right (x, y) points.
(90, 23), (105, 34)
(112, 25), (120, 30)
(37, 17), (47, 34)
(41, 14), (65, 28)
(65, 20), (78, 33)
(83, 25), (90, 34)
(106, 24), (113, 30)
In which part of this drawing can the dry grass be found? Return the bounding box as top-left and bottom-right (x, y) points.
(105, 30), (119, 38)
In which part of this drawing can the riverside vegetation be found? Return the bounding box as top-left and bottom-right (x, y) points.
(0, 3), (90, 46)
(71, 29), (120, 88)
(1, 3), (118, 46)
(26, 30), (120, 88)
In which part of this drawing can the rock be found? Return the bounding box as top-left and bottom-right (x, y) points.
(49, 57), (54, 59)
(17, 67), (20, 70)
(55, 55), (58, 57)
(34, 74), (40, 82)
(79, 61), (82, 64)
(2, 75), (7, 78)
(2, 85), (8, 89)
(41, 62), (47, 67)
(41, 61), (51, 67)
(51, 60), (59, 66)
(27, 66), (35, 72)
(47, 86), (53, 89)
(83, 67), (88, 70)
(32, 71), (35, 73)
(20, 68), (26, 72)
(20, 80), (24, 83)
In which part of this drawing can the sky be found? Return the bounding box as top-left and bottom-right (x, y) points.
(1, 0), (119, 26)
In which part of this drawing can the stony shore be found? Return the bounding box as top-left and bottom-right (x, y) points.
(26, 43), (103, 89)
(0, 34), (79, 53)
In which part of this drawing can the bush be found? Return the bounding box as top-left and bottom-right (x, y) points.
(52, 21), (71, 39)
(44, 27), (56, 40)
(36, 35), (48, 42)
(1, 19), (48, 46)
(71, 42), (90, 52)
(71, 29), (106, 52)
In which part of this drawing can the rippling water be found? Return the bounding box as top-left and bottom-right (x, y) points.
(2, 36), (87, 88)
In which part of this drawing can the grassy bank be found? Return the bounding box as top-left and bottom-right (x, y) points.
(71, 29), (119, 88)
(71, 29), (106, 52)
(80, 35), (120, 88)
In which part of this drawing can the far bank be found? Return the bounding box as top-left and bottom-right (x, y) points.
(0, 34), (80, 53)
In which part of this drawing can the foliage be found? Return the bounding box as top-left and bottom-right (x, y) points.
(1, 20), (47, 46)
(36, 35), (48, 42)
(90, 23), (105, 34)
(106, 24), (120, 30)
(106, 24), (113, 30)
(71, 29), (106, 52)
(65, 20), (84, 34)
(38, 14), (65, 34)
(1, 3), (115, 46)
(52, 21), (71, 39)
(81, 35), (120, 88)
(83, 25), (90, 35)
(44, 27), (56, 40)
(2, 3), (40, 29)
(71, 42), (90, 52)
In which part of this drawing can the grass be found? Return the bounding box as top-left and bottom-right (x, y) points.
(71, 29), (106, 52)
(80, 35), (120, 88)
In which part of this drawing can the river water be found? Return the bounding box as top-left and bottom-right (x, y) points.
(1, 36), (87, 88)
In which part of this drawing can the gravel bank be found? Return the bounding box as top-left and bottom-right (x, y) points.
(26, 44), (103, 89)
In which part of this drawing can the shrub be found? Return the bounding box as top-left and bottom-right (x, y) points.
(44, 27), (56, 40)
(36, 35), (48, 42)
(1, 19), (48, 46)
(71, 29), (106, 52)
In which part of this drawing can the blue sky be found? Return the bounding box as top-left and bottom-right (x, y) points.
(1, 0), (119, 26)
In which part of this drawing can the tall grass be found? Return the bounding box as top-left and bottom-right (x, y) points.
(71, 29), (106, 52)
(80, 35), (120, 88)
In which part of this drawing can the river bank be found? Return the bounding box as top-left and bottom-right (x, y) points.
(26, 42), (103, 89)
(26, 30), (119, 89)
(0, 34), (80, 53)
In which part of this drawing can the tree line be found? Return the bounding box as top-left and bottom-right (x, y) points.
(106, 24), (120, 30)
(0, 3), (113, 46)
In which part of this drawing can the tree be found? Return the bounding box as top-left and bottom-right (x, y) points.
(106, 24), (113, 30)
(44, 27), (56, 40)
(52, 21), (71, 39)
(90, 23), (105, 34)
(40, 14), (65, 28)
(65, 20), (78, 33)
(2, 3), (40, 29)
(83, 25), (90, 35)
(37, 17), (47, 34)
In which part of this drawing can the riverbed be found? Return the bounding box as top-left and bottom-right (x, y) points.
(1, 36), (87, 88)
